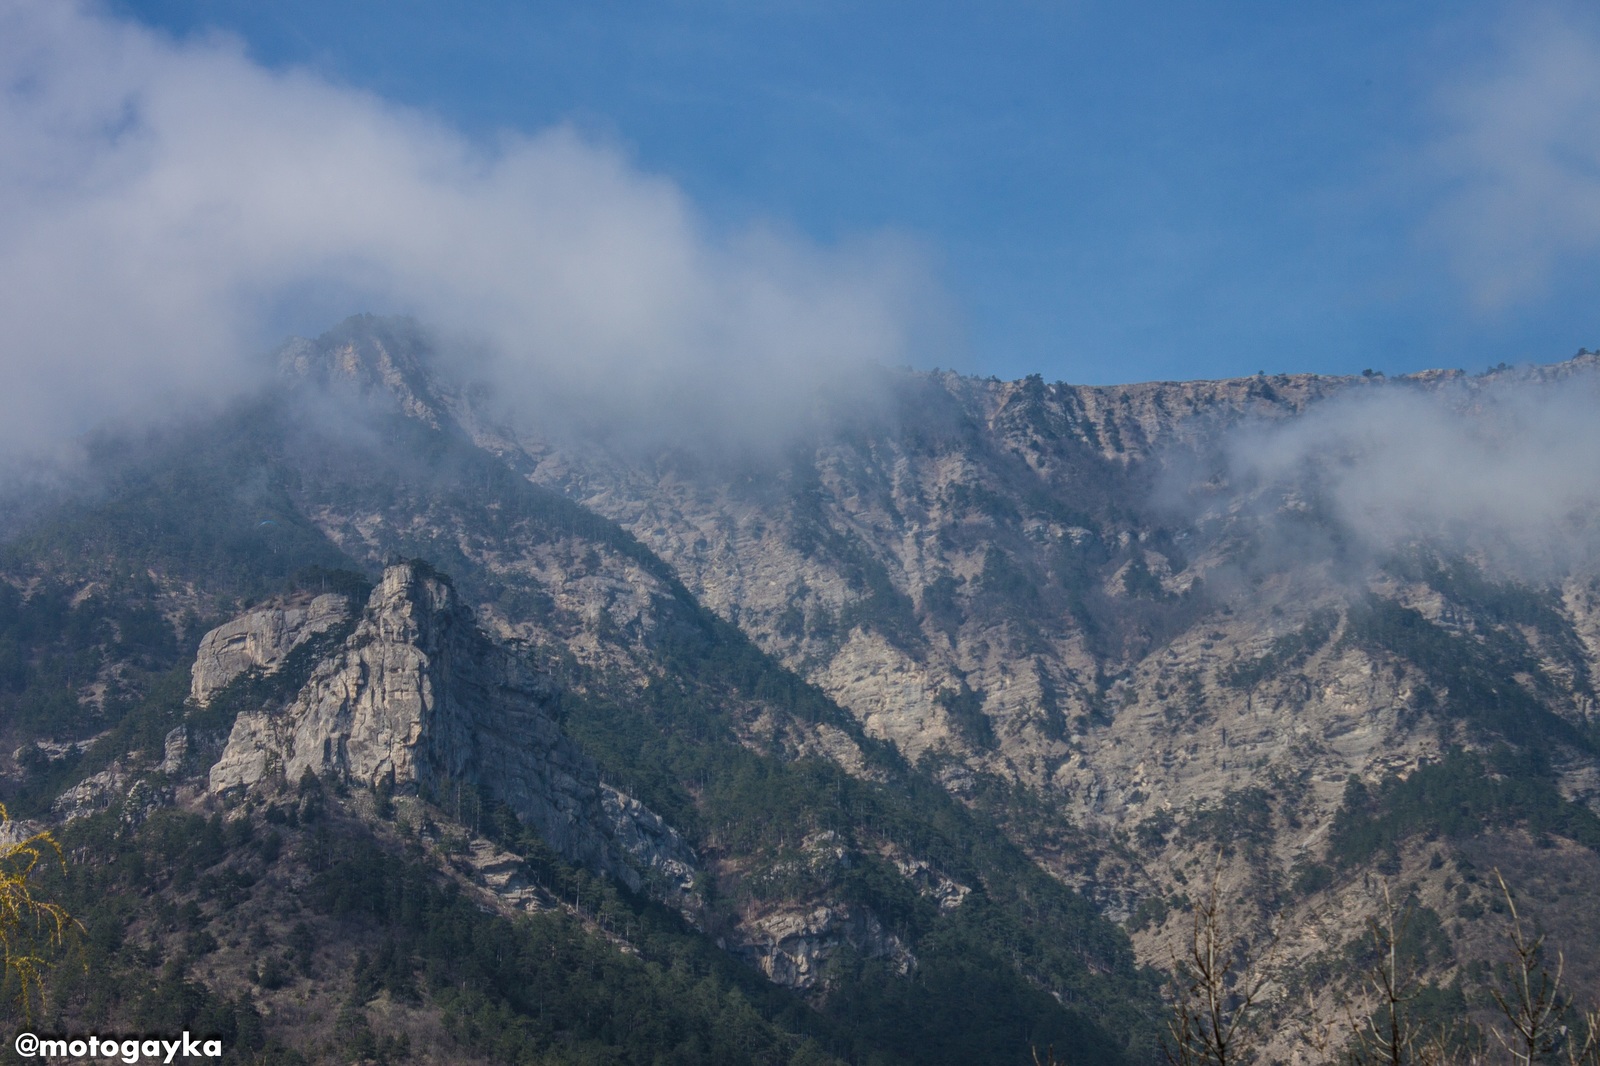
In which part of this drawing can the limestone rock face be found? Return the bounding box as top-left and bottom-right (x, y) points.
(208, 562), (696, 898)
(488, 359), (1600, 1004)
(189, 592), (350, 706)
(270, 321), (1600, 1016)
(52, 760), (170, 824)
(747, 904), (913, 989)
(158, 726), (188, 776)
(0, 818), (48, 847)
(52, 762), (130, 821)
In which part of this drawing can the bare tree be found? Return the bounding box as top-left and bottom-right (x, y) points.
(1292, 989), (1349, 1066)
(1350, 883), (1424, 1066)
(1160, 865), (1600, 1066)
(1487, 870), (1566, 1066)
(1166, 865), (1270, 1066)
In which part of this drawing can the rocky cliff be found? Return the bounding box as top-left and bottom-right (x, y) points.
(471, 351), (1600, 1026)
(11, 315), (1598, 1062)
(208, 562), (697, 899)
(271, 323), (1600, 1006)
(189, 591), (350, 706)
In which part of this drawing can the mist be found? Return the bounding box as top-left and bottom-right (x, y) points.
(1217, 367), (1600, 579)
(0, 1), (941, 463)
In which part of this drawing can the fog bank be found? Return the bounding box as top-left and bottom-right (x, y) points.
(0, 1), (940, 460)
(1222, 367), (1600, 576)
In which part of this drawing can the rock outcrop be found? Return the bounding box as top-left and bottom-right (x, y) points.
(208, 562), (697, 899)
(746, 903), (913, 989)
(189, 592), (351, 706)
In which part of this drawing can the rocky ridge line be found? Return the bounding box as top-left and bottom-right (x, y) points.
(207, 562), (697, 901)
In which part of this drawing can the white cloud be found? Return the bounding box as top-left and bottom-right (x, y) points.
(1225, 371), (1600, 574)
(1425, 7), (1600, 309)
(0, 1), (938, 457)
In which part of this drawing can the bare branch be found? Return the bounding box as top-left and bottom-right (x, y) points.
(1487, 869), (1565, 1066)
(1165, 862), (1270, 1066)
(1562, 1008), (1600, 1066)
(1350, 882), (1423, 1066)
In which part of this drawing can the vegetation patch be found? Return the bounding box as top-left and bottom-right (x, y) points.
(1328, 748), (1600, 868)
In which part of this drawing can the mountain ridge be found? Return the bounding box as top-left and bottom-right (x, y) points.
(2, 315), (1598, 1061)
(0, 336), (1166, 1063)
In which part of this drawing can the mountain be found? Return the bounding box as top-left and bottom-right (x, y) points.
(430, 322), (1600, 1041)
(2, 315), (1598, 1062)
(0, 320), (1158, 1065)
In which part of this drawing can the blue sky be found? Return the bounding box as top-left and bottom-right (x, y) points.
(36, 1), (1600, 390)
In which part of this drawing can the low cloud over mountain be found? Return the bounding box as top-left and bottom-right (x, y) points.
(1221, 367), (1600, 575)
(0, 1), (939, 459)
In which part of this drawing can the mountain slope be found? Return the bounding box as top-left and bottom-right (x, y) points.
(417, 322), (1600, 1039)
(6, 315), (1600, 1060)
(0, 338), (1164, 1064)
